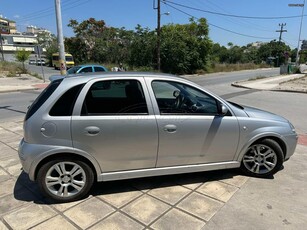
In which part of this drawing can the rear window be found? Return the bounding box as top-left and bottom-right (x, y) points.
(25, 79), (63, 121)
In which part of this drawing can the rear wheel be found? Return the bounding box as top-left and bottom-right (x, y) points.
(37, 158), (94, 202)
(241, 139), (284, 178)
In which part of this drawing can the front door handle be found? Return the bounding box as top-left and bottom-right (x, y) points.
(163, 124), (177, 133)
(84, 126), (100, 136)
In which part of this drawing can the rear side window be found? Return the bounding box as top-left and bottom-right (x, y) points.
(49, 84), (85, 116)
(25, 79), (63, 121)
(82, 80), (148, 115)
(94, 67), (106, 72)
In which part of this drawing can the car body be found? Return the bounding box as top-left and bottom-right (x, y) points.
(67, 64), (108, 75)
(29, 59), (36, 65)
(19, 72), (298, 202)
(36, 60), (46, 66)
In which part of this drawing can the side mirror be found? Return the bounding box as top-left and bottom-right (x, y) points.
(220, 104), (229, 116)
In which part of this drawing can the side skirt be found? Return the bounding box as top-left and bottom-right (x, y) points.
(98, 161), (240, 182)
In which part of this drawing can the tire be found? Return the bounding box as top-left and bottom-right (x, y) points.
(240, 139), (284, 178)
(37, 158), (94, 202)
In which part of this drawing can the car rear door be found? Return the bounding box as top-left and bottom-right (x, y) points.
(71, 77), (158, 172)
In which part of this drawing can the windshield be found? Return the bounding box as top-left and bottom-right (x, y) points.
(67, 66), (81, 74)
(66, 56), (73, 62)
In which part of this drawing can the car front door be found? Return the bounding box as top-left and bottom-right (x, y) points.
(71, 78), (158, 172)
(148, 79), (240, 167)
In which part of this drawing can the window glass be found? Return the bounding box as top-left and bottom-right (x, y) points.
(79, 67), (92, 73)
(67, 66), (81, 74)
(25, 79), (63, 120)
(152, 81), (218, 115)
(94, 67), (106, 72)
(82, 80), (148, 115)
(65, 56), (73, 62)
(49, 84), (85, 116)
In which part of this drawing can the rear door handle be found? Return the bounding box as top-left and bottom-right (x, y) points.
(84, 126), (100, 136)
(163, 124), (177, 133)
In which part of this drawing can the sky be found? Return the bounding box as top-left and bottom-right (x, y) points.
(1, 0), (307, 49)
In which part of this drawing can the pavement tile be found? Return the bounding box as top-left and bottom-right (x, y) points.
(177, 192), (224, 221)
(89, 212), (144, 230)
(0, 193), (26, 215)
(0, 221), (8, 230)
(96, 187), (143, 208)
(0, 168), (10, 182)
(0, 131), (19, 143)
(31, 215), (78, 230)
(196, 181), (238, 202)
(5, 163), (22, 177)
(64, 197), (115, 229)
(148, 183), (191, 205)
(218, 175), (249, 188)
(151, 208), (205, 230)
(3, 204), (57, 230)
(0, 155), (20, 168)
(52, 198), (88, 212)
(122, 195), (170, 225)
(174, 173), (208, 190)
(0, 144), (16, 160)
(0, 179), (16, 198)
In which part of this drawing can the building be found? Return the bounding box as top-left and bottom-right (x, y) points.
(0, 16), (17, 34)
(1, 34), (40, 61)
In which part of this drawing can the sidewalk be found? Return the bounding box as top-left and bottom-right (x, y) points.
(232, 73), (307, 93)
(0, 75), (49, 93)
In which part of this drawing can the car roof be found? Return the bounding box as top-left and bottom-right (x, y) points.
(65, 71), (177, 81)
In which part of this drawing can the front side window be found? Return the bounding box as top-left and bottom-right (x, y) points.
(82, 80), (148, 115)
(152, 80), (218, 115)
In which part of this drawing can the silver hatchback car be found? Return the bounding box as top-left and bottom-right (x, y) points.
(19, 72), (298, 202)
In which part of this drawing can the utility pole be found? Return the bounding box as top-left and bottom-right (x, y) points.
(157, 0), (161, 71)
(0, 33), (4, 61)
(276, 23), (287, 43)
(55, 0), (66, 75)
(289, 0), (305, 65)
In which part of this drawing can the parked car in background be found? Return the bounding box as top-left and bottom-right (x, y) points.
(19, 72), (298, 202)
(36, 60), (46, 66)
(67, 64), (108, 75)
(29, 59), (36, 65)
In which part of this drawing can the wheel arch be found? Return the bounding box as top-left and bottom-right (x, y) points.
(33, 152), (99, 182)
(237, 134), (287, 162)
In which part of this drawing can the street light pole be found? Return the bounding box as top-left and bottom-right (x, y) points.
(157, 0), (161, 71)
(289, 0), (306, 65)
(55, 0), (66, 75)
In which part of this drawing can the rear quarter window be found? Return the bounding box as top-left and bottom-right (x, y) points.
(49, 84), (85, 116)
(25, 79), (63, 121)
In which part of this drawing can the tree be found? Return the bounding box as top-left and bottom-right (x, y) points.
(160, 18), (212, 74)
(257, 40), (291, 66)
(68, 18), (106, 60)
(14, 49), (31, 73)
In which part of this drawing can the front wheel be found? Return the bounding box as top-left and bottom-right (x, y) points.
(241, 139), (284, 178)
(37, 158), (94, 202)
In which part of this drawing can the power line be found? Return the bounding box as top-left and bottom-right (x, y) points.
(163, 2), (275, 40)
(16, 0), (92, 23)
(164, 0), (307, 20)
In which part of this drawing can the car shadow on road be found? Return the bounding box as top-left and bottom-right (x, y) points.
(13, 168), (275, 204)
